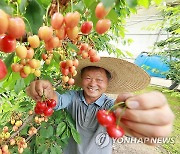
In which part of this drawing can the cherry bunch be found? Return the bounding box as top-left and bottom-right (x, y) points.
(0, 2), (112, 81)
(0, 126), (10, 142)
(0, 110), (51, 154)
(10, 113), (23, 132)
(0, 9), (42, 79)
(34, 99), (57, 117)
(0, 9), (25, 53)
(10, 34), (41, 78)
(96, 102), (126, 138)
(77, 43), (100, 62)
(10, 137), (28, 154)
(60, 59), (79, 85)
(95, 2), (111, 35)
(0, 112), (29, 154)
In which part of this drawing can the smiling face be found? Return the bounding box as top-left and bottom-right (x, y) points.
(81, 67), (109, 104)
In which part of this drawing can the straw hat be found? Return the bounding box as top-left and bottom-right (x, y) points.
(74, 57), (150, 94)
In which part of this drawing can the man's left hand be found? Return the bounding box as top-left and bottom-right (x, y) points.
(114, 91), (175, 141)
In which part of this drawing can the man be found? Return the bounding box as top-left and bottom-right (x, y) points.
(26, 57), (174, 154)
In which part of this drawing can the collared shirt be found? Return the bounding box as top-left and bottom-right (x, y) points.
(54, 90), (115, 154)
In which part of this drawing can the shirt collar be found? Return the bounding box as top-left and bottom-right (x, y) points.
(79, 90), (106, 107)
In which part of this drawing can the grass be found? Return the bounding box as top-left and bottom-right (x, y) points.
(138, 85), (180, 154)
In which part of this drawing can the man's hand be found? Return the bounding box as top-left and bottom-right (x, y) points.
(26, 80), (58, 102)
(114, 91), (175, 143)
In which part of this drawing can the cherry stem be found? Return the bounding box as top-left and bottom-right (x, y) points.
(22, 17), (33, 34)
(15, 2), (19, 16)
(42, 92), (46, 101)
(57, 0), (60, 13)
(45, 4), (51, 26)
(108, 102), (125, 112)
(116, 106), (127, 126)
(71, 0), (73, 12)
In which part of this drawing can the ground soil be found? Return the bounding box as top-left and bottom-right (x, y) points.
(112, 141), (167, 154)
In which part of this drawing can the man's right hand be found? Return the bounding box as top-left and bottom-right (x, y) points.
(26, 80), (58, 102)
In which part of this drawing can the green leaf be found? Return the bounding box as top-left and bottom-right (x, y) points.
(125, 51), (133, 57)
(126, 0), (137, 8)
(0, 0), (13, 15)
(35, 135), (46, 146)
(37, 144), (47, 153)
(4, 53), (15, 68)
(66, 127), (71, 138)
(20, 125), (29, 135)
(37, 0), (51, 8)
(40, 127), (48, 138)
(137, 0), (150, 8)
(46, 125), (54, 138)
(23, 148), (31, 154)
(56, 122), (67, 136)
(14, 78), (25, 94)
(19, 0), (28, 14)
(24, 0), (45, 34)
(115, 48), (125, 57)
(54, 111), (66, 123)
(107, 9), (118, 23)
(119, 27), (125, 38)
(153, 0), (162, 5)
(42, 149), (49, 154)
(53, 144), (62, 154)
(40, 125), (54, 138)
(89, 2), (99, 26)
(1, 72), (19, 90)
(24, 74), (35, 86)
(53, 52), (61, 63)
(66, 113), (75, 128)
(67, 42), (79, 52)
(71, 128), (81, 144)
(83, 0), (94, 7)
(73, 1), (85, 14)
(101, 0), (116, 9)
(61, 129), (68, 140)
(50, 145), (57, 154)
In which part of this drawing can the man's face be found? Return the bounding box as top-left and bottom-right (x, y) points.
(81, 68), (109, 102)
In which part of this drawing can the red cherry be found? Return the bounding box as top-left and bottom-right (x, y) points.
(35, 101), (47, 112)
(96, 110), (116, 127)
(46, 99), (57, 108)
(68, 78), (75, 85)
(0, 9), (9, 34)
(90, 54), (100, 62)
(73, 59), (79, 67)
(106, 125), (124, 138)
(0, 34), (16, 53)
(0, 59), (8, 80)
(51, 12), (64, 30)
(61, 68), (69, 76)
(80, 43), (88, 51)
(81, 21), (93, 34)
(8, 17), (25, 39)
(34, 106), (43, 115)
(88, 49), (96, 57)
(95, 2), (110, 19)
(43, 107), (54, 117)
(64, 11), (80, 28)
(96, 19), (111, 35)
(60, 61), (66, 69)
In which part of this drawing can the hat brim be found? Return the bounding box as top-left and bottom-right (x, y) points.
(74, 57), (150, 94)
